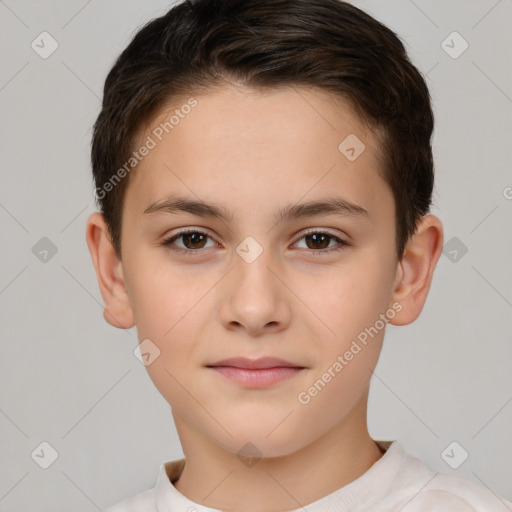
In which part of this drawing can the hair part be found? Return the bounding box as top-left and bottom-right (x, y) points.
(91, 0), (435, 260)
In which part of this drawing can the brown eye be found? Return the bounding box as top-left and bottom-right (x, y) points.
(180, 232), (208, 249)
(162, 230), (216, 253)
(304, 233), (331, 250)
(293, 231), (350, 254)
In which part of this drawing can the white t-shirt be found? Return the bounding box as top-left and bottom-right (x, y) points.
(105, 440), (512, 511)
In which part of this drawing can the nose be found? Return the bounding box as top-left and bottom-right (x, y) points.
(218, 243), (291, 337)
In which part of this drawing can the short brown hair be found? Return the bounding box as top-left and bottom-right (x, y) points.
(91, 0), (435, 260)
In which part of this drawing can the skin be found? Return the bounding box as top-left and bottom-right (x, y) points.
(86, 83), (443, 511)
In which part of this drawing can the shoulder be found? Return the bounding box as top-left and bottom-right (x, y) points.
(103, 458), (185, 512)
(380, 444), (512, 512)
(395, 473), (512, 511)
(104, 488), (155, 512)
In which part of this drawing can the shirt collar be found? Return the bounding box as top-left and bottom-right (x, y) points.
(154, 440), (403, 512)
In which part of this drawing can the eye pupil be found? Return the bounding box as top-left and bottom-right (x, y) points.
(185, 232), (207, 248)
(306, 233), (330, 249)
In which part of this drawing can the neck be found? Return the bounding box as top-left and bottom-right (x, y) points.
(172, 394), (383, 512)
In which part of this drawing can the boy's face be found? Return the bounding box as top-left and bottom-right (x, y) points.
(100, 84), (405, 456)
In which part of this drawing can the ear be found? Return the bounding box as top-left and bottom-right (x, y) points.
(85, 212), (135, 329)
(388, 214), (444, 326)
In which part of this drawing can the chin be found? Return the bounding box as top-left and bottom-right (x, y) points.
(212, 421), (308, 460)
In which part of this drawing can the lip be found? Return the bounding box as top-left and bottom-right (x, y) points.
(206, 357), (306, 388)
(207, 357), (304, 369)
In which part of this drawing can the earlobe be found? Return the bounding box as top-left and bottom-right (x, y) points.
(85, 212), (135, 330)
(389, 214), (444, 326)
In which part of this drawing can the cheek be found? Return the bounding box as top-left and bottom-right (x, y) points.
(294, 319), (385, 436)
(126, 264), (210, 390)
(126, 258), (205, 338)
(272, 334), (382, 455)
(305, 256), (394, 340)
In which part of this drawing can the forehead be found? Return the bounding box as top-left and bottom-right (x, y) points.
(124, 84), (391, 223)
(145, 83), (376, 157)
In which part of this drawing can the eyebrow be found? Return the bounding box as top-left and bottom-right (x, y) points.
(143, 195), (370, 223)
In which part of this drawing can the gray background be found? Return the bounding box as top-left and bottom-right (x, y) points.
(1, 0), (511, 510)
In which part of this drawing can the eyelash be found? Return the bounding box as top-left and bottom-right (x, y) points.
(161, 229), (350, 256)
